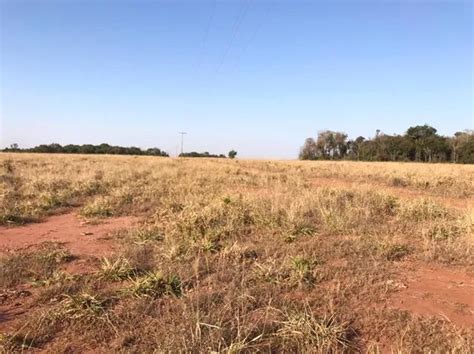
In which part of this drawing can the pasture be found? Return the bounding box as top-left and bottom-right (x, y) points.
(1, 153), (473, 352)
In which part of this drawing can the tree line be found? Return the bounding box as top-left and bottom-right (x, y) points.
(3, 143), (169, 157)
(299, 125), (474, 164)
(179, 150), (237, 159)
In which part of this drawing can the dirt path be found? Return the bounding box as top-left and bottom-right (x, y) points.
(0, 213), (139, 257)
(390, 263), (474, 327)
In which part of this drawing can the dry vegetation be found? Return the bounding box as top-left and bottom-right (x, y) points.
(1, 153), (473, 352)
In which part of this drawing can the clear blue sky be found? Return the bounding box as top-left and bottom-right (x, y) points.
(1, 0), (472, 158)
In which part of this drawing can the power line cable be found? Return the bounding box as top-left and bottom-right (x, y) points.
(215, 0), (251, 74)
(232, 2), (273, 70)
(195, 0), (216, 72)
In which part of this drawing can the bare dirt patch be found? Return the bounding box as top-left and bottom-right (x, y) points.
(390, 263), (474, 327)
(0, 213), (140, 334)
(0, 213), (140, 257)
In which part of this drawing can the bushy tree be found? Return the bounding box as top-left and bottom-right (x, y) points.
(299, 138), (318, 160)
(454, 131), (474, 164)
(406, 125), (439, 162)
(314, 131), (348, 159)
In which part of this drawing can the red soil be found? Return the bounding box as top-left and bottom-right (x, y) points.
(0, 213), (140, 334)
(0, 213), (139, 257)
(390, 263), (474, 327)
(0, 285), (35, 333)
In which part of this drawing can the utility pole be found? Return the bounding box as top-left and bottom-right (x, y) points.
(178, 132), (187, 156)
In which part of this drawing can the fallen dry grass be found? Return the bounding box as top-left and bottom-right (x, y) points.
(0, 153), (473, 352)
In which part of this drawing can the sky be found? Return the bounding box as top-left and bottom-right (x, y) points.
(0, 0), (472, 158)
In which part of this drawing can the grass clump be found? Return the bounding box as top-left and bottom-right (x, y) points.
(31, 270), (75, 287)
(200, 237), (222, 253)
(283, 222), (317, 243)
(127, 272), (182, 298)
(62, 293), (110, 319)
(290, 256), (316, 284)
(80, 197), (114, 218)
(37, 246), (74, 264)
(174, 197), (256, 245)
(253, 259), (284, 284)
(314, 188), (398, 234)
(398, 199), (452, 222)
(130, 225), (164, 243)
(423, 221), (466, 241)
(98, 257), (136, 281)
(277, 310), (356, 352)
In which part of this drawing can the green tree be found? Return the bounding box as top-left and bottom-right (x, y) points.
(455, 131), (474, 164)
(228, 150), (237, 159)
(406, 125), (438, 161)
(299, 138), (318, 160)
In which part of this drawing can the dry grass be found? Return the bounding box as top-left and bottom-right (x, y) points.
(0, 153), (473, 352)
(0, 242), (74, 288)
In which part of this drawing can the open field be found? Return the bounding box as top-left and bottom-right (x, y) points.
(1, 153), (473, 352)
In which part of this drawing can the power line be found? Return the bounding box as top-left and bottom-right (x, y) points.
(195, 0), (216, 72)
(215, 0), (251, 74)
(232, 2), (274, 71)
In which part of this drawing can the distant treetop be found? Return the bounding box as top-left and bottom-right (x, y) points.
(228, 150), (237, 159)
(179, 151), (226, 158)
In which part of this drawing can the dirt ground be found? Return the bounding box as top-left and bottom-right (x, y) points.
(390, 263), (474, 327)
(0, 213), (139, 256)
(0, 213), (140, 333)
